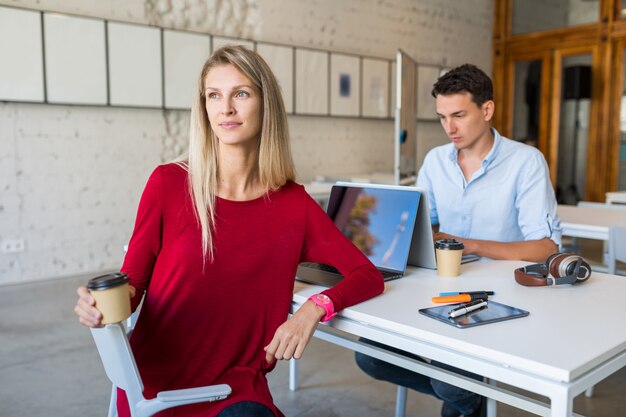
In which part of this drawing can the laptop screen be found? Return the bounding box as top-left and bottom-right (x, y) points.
(326, 185), (421, 272)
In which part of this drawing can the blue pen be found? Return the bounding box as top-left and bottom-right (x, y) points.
(439, 291), (495, 296)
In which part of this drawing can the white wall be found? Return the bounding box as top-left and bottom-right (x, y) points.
(0, 0), (493, 285)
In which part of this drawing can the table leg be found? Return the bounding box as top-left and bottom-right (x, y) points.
(550, 393), (573, 417)
(395, 386), (407, 417)
(289, 358), (299, 391)
(486, 378), (497, 417)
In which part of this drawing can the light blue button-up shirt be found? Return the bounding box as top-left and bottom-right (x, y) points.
(417, 129), (562, 246)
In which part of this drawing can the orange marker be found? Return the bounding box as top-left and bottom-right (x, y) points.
(432, 294), (472, 303)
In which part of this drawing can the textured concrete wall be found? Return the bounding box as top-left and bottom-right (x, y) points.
(0, 0), (493, 284)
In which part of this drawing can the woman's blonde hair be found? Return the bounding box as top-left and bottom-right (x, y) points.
(184, 45), (295, 261)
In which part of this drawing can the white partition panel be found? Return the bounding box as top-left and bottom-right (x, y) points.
(108, 22), (162, 107)
(330, 54), (360, 117)
(295, 49), (328, 115)
(212, 36), (254, 52)
(163, 30), (211, 109)
(44, 13), (107, 105)
(0, 7), (44, 102)
(256, 43), (293, 114)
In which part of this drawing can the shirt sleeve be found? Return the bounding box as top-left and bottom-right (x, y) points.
(515, 151), (562, 246)
(416, 151), (439, 226)
(299, 195), (384, 312)
(121, 167), (164, 310)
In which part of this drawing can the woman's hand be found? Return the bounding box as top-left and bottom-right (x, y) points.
(74, 284), (136, 328)
(264, 300), (325, 363)
(74, 286), (102, 327)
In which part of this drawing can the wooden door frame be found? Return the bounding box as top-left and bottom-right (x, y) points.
(549, 45), (599, 189)
(501, 50), (552, 159)
(609, 39), (626, 192)
(492, 0), (622, 199)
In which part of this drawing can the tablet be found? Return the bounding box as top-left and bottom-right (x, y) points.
(419, 300), (529, 329)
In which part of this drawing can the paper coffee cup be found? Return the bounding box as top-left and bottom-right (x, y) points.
(435, 238), (464, 277)
(87, 272), (131, 324)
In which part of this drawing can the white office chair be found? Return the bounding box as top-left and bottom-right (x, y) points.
(608, 225), (626, 275)
(91, 323), (231, 417)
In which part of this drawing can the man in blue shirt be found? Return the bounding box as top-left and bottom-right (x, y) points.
(355, 64), (561, 417)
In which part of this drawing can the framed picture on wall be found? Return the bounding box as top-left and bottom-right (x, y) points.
(108, 22), (162, 107)
(417, 65), (440, 120)
(295, 48), (328, 115)
(163, 29), (211, 109)
(330, 53), (360, 117)
(212, 36), (255, 53)
(361, 58), (389, 118)
(256, 43), (294, 114)
(44, 13), (107, 105)
(0, 6), (44, 102)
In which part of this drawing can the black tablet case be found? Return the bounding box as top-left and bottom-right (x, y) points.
(419, 300), (529, 328)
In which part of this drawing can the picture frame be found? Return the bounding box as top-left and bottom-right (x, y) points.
(0, 6), (44, 102)
(256, 43), (294, 114)
(108, 22), (162, 107)
(330, 53), (360, 117)
(416, 65), (440, 120)
(44, 13), (107, 105)
(163, 29), (211, 109)
(361, 58), (389, 118)
(295, 48), (328, 115)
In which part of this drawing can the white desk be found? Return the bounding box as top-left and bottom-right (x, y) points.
(606, 191), (626, 205)
(292, 261), (626, 417)
(557, 204), (626, 240)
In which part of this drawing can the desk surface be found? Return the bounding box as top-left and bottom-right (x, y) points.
(293, 260), (626, 384)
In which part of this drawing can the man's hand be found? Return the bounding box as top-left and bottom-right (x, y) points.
(433, 231), (557, 263)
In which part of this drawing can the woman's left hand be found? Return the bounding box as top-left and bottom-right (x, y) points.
(264, 300), (325, 363)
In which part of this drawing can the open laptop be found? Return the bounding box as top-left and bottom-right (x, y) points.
(407, 186), (480, 268)
(406, 185), (437, 269)
(296, 182), (424, 287)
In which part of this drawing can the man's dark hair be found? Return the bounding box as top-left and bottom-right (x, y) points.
(431, 64), (493, 106)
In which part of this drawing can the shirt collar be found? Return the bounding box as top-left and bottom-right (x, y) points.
(482, 128), (502, 166)
(447, 128), (502, 167)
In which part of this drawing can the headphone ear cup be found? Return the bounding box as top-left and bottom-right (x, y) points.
(546, 253), (561, 266)
(548, 253), (568, 278)
(567, 258), (592, 282)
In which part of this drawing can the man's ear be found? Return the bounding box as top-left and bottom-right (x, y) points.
(482, 100), (495, 122)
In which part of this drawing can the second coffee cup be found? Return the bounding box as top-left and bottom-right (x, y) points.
(87, 272), (131, 324)
(435, 238), (464, 277)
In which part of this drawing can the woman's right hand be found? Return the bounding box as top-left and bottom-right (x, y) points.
(74, 285), (103, 327)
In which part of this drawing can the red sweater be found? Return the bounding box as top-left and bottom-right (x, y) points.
(118, 163), (383, 417)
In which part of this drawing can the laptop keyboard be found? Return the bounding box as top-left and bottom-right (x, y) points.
(300, 262), (402, 280)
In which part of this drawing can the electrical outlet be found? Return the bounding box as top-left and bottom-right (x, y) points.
(1, 239), (26, 254)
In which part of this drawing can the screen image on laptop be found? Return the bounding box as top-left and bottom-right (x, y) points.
(296, 183), (422, 287)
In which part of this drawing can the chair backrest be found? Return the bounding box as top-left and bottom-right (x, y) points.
(91, 323), (144, 405)
(608, 225), (626, 275)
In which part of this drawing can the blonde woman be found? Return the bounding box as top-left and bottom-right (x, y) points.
(75, 45), (384, 417)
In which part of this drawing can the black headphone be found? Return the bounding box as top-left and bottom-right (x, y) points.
(514, 253), (592, 286)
